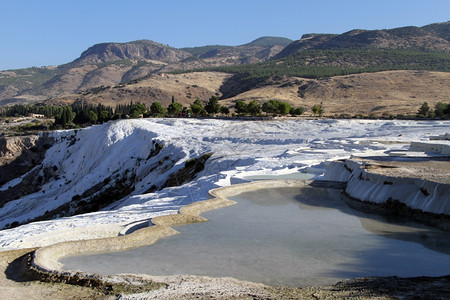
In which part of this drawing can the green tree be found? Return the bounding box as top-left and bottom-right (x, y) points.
(168, 102), (183, 116)
(54, 106), (74, 128)
(291, 107), (305, 116)
(61, 112), (67, 127)
(150, 102), (165, 116)
(444, 104), (450, 118)
(112, 113), (122, 120)
(130, 103), (146, 118)
(220, 105), (230, 115)
(312, 104), (324, 116)
(73, 110), (88, 124)
(277, 101), (291, 115)
(417, 102), (431, 118)
(247, 100), (261, 116)
(99, 110), (110, 123)
(190, 99), (205, 116)
(262, 100), (280, 115)
(205, 96), (221, 115)
(88, 110), (98, 123)
(262, 100), (290, 115)
(64, 106), (74, 124)
(434, 102), (449, 119)
(235, 101), (248, 115)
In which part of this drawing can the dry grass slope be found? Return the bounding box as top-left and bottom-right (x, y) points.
(223, 70), (450, 116)
(45, 70), (450, 117)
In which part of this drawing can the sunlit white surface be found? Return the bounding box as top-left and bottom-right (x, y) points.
(1, 119), (449, 250)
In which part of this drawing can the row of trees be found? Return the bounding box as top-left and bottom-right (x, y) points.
(417, 102), (450, 118)
(0, 104), (65, 118)
(234, 99), (310, 116)
(4, 99), (450, 131)
(1, 97), (322, 130)
(146, 96), (229, 117)
(54, 103), (116, 128)
(175, 49), (450, 81)
(0, 102), (155, 128)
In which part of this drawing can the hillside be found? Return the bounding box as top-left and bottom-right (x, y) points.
(274, 22), (450, 59)
(0, 22), (449, 109)
(0, 37), (290, 105)
(220, 70), (450, 116)
(73, 40), (192, 66)
(38, 70), (450, 118)
(44, 71), (231, 109)
(182, 36), (292, 56)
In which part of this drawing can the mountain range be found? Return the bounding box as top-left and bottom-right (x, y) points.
(274, 22), (450, 58)
(0, 36), (293, 105)
(0, 21), (449, 116)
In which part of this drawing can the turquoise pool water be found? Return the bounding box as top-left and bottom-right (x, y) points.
(60, 186), (450, 286)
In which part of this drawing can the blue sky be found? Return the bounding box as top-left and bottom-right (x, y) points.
(0, 0), (449, 70)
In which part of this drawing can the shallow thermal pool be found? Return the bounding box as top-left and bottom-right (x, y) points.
(60, 186), (450, 286)
(242, 172), (315, 181)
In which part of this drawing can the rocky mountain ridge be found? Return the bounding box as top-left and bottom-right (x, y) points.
(274, 22), (450, 59)
(75, 40), (191, 65)
(0, 22), (448, 106)
(0, 37), (291, 105)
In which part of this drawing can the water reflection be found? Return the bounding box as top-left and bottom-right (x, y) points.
(242, 187), (450, 255)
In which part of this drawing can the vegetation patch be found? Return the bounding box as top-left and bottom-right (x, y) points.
(95, 59), (135, 69)
(0, 67), (63, 91)
(163, 153), (212, 188)
(173, 48), (450, 96)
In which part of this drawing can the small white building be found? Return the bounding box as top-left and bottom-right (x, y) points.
(29, 113), (45, 118)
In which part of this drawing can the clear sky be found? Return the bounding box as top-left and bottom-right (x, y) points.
(1, 0), (449, 70)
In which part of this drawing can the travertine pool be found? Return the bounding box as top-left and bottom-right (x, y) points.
(60, 186), (450, 286)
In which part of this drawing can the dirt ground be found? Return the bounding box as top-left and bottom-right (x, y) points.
(223, 70), (450, 116)
(43, 70), (450, 117)
(354, 156), (450, 184)
(0, 248), (112, 300)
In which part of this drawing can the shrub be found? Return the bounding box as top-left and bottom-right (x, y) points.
(235, 101), (248, 115)
(205, 96), (221, 115)
(312, 104), (324, 116)
(290, 107), (305, 116)
(247, 100), (261, 116)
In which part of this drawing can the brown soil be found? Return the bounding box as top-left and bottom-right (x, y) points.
(355, 156), (450, 184)
(0, 248), (112, 300)
(223, 70), (450, 116)
(45, 72), (230, 109)
(44, 70), (450, 117)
